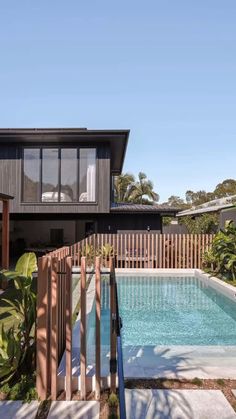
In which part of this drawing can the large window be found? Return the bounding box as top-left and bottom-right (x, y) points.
(79, 148), (96, 202)
(23, 149), (40, 202)
(22, 147), (96, 203)
(42, 149), (59, 202)
(61, 149), (77, 202)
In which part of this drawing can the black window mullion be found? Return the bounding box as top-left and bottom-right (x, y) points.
(77, 147), (80, 202)
(58, 148), (61, 202)
(40, 148), (42, 203)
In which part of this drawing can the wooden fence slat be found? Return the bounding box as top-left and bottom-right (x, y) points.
(36, 256), (49, 400)
(51, 257), (59, 401)
(80, 257), (87, 400)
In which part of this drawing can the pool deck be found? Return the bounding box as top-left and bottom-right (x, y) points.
(125, 389), (236, 419)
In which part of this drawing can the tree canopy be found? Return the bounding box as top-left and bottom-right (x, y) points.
(114, 172), (159, 204)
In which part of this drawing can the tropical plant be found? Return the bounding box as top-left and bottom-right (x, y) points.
(129, 172), (159, 204)
(0, 252), (37, 288)
(113, 173), (135, 202)
(98, 244), (115, 261)
(203, 222), (236, 280)
(0, 326), (22, 383)
(81, 244), (95, 267)
(0, 253), (37, 383)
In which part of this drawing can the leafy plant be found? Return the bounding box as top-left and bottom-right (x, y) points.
(0, 253), (37, 383)
(7, 374), (37, 402)
(203, 222), (236, 280)
(0, 326), (22, 383)
(0, 382), (10, 397)
(99, 244), (115, 259)
(81, 244), (95, 267)
(108, 392), (118, 408)
(0, 252), (37, 288)
(191, 377), (203, 386)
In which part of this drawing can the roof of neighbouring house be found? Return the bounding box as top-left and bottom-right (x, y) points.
(0, 192), (14, 201)
(0, 128), (130, 174)
(177, 194), (236, 217)
(110, 203), (179, 215)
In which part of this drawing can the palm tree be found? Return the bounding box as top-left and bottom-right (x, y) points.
(113, 173), (135, 202)
(129, 172), (159, 204)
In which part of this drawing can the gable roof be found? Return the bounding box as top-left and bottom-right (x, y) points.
(0, 128), (129, 174)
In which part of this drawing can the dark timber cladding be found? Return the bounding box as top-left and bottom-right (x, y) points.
(0, 128), (129, 214)
(0, 192), (14, 270)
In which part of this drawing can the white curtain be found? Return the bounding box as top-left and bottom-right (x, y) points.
(86, 150), (96, 201)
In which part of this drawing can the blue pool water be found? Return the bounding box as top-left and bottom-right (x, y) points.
(98, 276), (236, 346)
(117, 276), (236, 346)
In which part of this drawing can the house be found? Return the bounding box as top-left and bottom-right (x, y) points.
(177, 195), (236, 229)
(0, 128), (178, 254)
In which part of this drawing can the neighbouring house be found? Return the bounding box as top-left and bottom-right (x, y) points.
(0, 128), (178, 255)
(177, 195), (236, 229)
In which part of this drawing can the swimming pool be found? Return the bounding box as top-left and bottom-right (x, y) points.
(97, 273), (236, 347)
(116, 275), (236, 346)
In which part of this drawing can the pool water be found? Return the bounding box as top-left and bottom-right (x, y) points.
(115, 276), (236, 346)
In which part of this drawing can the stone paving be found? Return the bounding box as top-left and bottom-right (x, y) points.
(47, 401), (100, 419)
(0, 400), (39, 419)
(125, 389), (236, 419)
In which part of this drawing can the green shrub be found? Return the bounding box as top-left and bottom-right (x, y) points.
(0, 253), (37, 383)
(8, 374), (37, 402)
(0, 383), (10, 396)
(108, 392), (118, 408)
(192, 377), (203, 386)
(216, 378), (225, 387)
(203, 222), (236, 281)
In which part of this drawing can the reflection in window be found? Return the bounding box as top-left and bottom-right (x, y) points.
(42, 149), (59, 202)
(61, 149), (77, 202)
(79, 149), (96, 202)
(23, 149), (40, 202)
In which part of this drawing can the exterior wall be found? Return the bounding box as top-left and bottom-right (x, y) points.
(96, 213), (162, 233)
(11, 220), (76, 248)
(220, 207), (236, 229)
(163, 223), (188, 234)
(0, 143), (110, 214)
(7, 213), (162, 253)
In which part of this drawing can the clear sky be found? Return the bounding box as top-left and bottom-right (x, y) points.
(0, 1), (235, 201)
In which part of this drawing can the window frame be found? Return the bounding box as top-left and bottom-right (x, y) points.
(21, 145), (98, 205)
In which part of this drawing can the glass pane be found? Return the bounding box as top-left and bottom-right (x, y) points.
(79, 149), (96, 202)
(42, 149), (59, 202)
(23, 149), (40, 202)
(61, 149), (77, 202)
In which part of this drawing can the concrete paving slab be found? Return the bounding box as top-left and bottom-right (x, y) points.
(0, 401), (39, 419)
(232, 389), (236, 398)
(48, 401), (99, 419)
(125, 389), (236, 419)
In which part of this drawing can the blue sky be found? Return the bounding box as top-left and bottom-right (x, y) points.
(0, 1), (235, 201)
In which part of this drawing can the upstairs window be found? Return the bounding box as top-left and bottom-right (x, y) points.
(22, 147), (96, 203)
(23, 149), (40, 202)
(79, 148), (96, 202)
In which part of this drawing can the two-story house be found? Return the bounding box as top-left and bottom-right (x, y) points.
(0, 128), (177, 254)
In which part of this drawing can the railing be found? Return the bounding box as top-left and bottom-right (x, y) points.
(70, 233), (214, 269)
